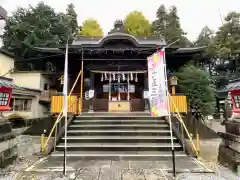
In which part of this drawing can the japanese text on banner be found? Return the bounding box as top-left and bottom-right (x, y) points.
(147, 50), (169, 116)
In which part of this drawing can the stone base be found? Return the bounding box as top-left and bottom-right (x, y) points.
(218, 145), (240, 172)
(225, 120), (240, 135)
(0, 145), (18, 168)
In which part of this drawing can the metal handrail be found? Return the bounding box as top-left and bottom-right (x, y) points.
(42, 71), (82, 152)
(168, 93), (198, 156)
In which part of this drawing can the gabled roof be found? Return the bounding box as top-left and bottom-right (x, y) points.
(72, 32), (166, 47)
(31, 45), (206, 55)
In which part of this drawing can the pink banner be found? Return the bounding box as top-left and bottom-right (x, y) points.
(147, 50), (169, 116)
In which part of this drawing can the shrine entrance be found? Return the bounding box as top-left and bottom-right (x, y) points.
(90, 70), (146, 112)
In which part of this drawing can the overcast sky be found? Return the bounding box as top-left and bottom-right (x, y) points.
(0, 0), (240, 42)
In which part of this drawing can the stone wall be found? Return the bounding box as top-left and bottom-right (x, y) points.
(218, 120), (240, 172)
(22, 116), (56, 136)
(0, 122), (17, 168)
(183, 114), (220, 139)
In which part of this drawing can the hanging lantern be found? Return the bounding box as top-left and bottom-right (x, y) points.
(101, 73), (103, 82)
(130, 73), (133, 81)
(113, 73), (115, 81)
(118, 74), (120, 82)
(122, 73), (125, 81)
(104, 73), (107, 81)
(135, 73), (138, 82)
(106, 73), (109, 81)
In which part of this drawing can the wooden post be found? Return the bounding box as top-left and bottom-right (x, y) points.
(80, 50), (84, 113)
(118, 74), (120, 100)
(109, 74), (112, 101)
(171, 85), (176, 95)
(127, 73), (130, 101)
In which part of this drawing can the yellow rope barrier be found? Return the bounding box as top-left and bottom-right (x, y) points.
(42, 71), (82, 152)
(168, 93), (198, 156)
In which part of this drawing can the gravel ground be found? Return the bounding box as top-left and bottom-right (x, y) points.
(0, 127), (42, 180)
(183, 138), (238, 180)
(0, 127), (74, 180)
(172, 121), (238, 179)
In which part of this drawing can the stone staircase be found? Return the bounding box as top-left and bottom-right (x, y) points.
(51, 112), (186, 159)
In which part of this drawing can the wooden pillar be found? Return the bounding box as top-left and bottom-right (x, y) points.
(109, 73), (111, 101)
(118, 74), (120, 101)
(127, 73), (130, 101)
(171, 86), (176, 95)
(80, 50), (84, 113)
(144, 72), (149, 111)
(89, 72), (94, 112)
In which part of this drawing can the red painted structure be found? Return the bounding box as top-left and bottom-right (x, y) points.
(230, 89), (240, 115)
(0, 86), (12, 111)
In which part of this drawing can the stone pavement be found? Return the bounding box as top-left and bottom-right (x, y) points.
(0, 127), (238, 179)
(13, 156), (215, 179)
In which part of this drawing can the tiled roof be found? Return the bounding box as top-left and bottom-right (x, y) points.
(217, 79), (240, 93)
(227, 81), (240, 90)
(0, 79), (23, 89)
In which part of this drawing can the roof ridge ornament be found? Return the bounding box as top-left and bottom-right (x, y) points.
(108, 19), (125, 34)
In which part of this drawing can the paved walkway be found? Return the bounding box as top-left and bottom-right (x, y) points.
(10, 155), (213, 179)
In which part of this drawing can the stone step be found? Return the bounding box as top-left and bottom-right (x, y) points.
(73, 119), (166, 124)
(63, 135), (177, 140)
(70, 124), (168, 127)
(76, 116), (164, 120)
(61, 135), (178, 143)
(67, 129), (170, 132)
(51, 151), (186, 158)
(57, 143), (181, 148)
(67, 129), (171, 136)
(55, 147), (183, 152)
(79, 112), (151, 117)
(55, 142), (182, 151)
(69, 124), (169, 129)
(53, 113), (185, 160)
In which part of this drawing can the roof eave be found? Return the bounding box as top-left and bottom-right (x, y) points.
(173, 46), (206, 54)
(0, 48), (17, 59)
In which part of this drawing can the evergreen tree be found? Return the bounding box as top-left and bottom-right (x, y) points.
(175, 64), (216, 116)
(214, 11), (240, 59)
(152, 5), (192, 47)
(65, 3), (79, 41)
(195, 26), (217, 59)
(152, 5), (167, 38)
(195, 26), (214, 47)
(2, 2), (71, 57)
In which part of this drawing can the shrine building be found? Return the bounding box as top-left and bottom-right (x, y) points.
(15, 21), (205, 114)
